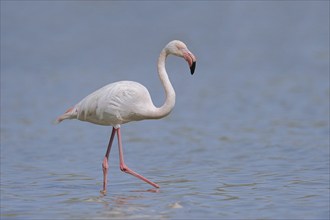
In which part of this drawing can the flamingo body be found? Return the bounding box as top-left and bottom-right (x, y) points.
(59, 81), (158, 126)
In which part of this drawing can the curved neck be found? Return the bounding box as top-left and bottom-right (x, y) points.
(150, 49), (176, 119)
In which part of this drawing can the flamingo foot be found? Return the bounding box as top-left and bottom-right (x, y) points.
(120, 163), (160, 188)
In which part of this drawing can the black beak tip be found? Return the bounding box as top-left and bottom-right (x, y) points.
(190, 61), (196, 75)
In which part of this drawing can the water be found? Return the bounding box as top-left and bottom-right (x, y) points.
(1, 2), (329, 219)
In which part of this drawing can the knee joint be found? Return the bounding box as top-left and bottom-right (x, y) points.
(120, 165), (128, 173)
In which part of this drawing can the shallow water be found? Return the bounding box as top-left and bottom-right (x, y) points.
(1, 2), (329, 219)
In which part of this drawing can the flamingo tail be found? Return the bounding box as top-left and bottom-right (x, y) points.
(54, 107), (77, 124)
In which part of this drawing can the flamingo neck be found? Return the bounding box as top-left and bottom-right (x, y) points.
(150, 49), (176, 119)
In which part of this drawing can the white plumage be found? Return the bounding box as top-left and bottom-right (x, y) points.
(76, 81), (155, 126)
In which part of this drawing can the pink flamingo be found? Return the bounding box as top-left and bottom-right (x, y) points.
(56, 40), (196, 193)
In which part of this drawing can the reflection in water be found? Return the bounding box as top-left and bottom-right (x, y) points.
(95, 191), (166, 219)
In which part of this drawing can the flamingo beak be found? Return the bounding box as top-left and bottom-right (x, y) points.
(190, 61), (196, 75)
(183, 49), (197, 75)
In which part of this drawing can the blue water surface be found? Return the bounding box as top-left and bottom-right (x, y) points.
(1, 1), (329, 219)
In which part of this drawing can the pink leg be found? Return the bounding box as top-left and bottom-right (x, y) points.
(101, 127), (116, 193)
(116, 128), (160, 188)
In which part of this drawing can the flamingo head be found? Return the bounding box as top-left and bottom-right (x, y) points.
(165, 40), (197, 75)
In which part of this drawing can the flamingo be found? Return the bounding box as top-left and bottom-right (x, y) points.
(56, 40), (196, 193)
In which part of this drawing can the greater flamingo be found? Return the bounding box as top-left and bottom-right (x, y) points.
(56, 40), (196, 193)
